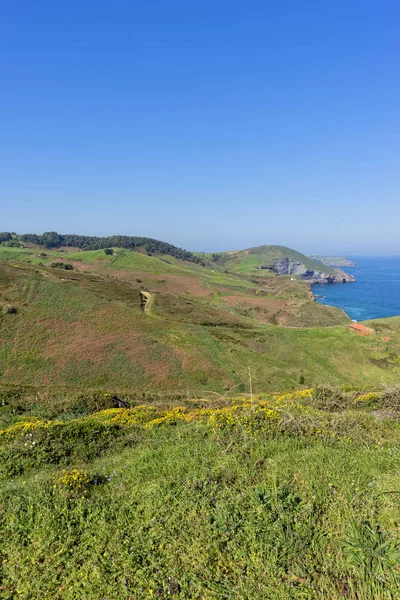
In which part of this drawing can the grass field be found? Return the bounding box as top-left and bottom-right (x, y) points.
(1, 243), (400, 598)
(0, 257), (400, 392)
(1, 387), (400, 599)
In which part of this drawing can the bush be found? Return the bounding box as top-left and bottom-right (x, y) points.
(50, 262), (73, 270)
(1, 240), (20, 247)
(104, 248), (114, 256)
(0, 419), (133, 477)
(54, 469), (92, 499)
(2, 304), (17, 315)
(378, 385), (400, 412)
(311, 385), (348, 411)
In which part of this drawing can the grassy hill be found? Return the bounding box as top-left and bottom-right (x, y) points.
(0, 246), (400, 393)
(2, 238), (400, 598)
(201, 245), (339, 276)
(1, 385), (400, 598)
(17, 231), (202, 263)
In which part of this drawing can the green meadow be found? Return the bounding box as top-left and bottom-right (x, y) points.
(1, 388), (400, 599)
(1, 244), (400, 598)
(0, 258), (400, 392)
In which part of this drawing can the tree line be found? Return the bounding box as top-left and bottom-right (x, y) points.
(0, 232), (13, 243)
(17, 232), (202, 263)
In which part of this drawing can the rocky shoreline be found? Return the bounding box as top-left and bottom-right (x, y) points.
(272, 258), (356, 284)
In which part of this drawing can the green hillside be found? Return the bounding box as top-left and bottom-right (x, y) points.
(208, 245), (338, 276)
(0, 252), (400, 393)
(18, 231), (202, 263)
(2, 239), (400, 598)
(2, 386), (400, 598)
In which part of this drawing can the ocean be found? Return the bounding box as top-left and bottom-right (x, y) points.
(311, 256), (400, 321)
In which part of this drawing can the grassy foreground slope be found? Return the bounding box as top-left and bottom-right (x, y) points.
(1, 387), (400, 598)
(1, 257), (400, 391)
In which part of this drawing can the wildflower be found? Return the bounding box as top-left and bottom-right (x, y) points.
(55, 469), (91, 499)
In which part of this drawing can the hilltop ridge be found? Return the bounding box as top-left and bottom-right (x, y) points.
(3, 233), (355, 283)
(200, 244), (355, 283)
(9, 231), (203, 264)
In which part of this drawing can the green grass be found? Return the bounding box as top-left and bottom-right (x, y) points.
(64, 249), (111, 263)
(0, 261), (399, 393)
(216, 245), (338, 276)
(1, 388), (400, 598)
(0, 247), (36, 261)
(2, 242), (400, 597)
(104, 250), (193, 274)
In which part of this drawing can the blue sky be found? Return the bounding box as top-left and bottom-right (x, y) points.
(1, 1), (399, 254)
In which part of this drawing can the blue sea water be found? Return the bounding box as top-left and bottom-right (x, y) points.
(311, 256), (400, 321)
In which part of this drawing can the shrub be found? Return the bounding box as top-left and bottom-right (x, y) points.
(50, 262), (73, 270)
(378, 385), (400, 412)
(311, 385), (348, 411)
(104, 248), (114, 256)
(92, 405), (159, 425)
(1, 239), (20, 247)
(54, 469), (92, 499)
(2, 304), (17, 315)
(0, 419), (130, 477)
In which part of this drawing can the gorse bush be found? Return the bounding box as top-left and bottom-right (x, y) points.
(0, 418), (133, 477)
(54, 468), (92, 499)
(1, 386), (400, 598)
(0, 388), (396, 478)
(0, 386), (192, 429)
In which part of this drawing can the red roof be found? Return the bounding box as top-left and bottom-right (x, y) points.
(349, 323), (373, 332)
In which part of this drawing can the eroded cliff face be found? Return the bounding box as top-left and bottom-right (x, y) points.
(272, 258), (355, 284)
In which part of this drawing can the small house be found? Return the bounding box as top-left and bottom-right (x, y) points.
(348, 323), (374, 336)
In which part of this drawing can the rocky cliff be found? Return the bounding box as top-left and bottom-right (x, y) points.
(272, 258), (355, 284)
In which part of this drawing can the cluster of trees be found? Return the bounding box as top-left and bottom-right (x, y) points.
(0, 232), (12, 243)
(133, 237), (202, 263)
(19, 232), (202, 263)
(0, 232), (20, 247)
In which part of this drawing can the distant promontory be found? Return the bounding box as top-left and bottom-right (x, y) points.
(308, 255), (357, 268)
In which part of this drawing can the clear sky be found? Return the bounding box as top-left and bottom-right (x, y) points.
(1, 1), (399, 254)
